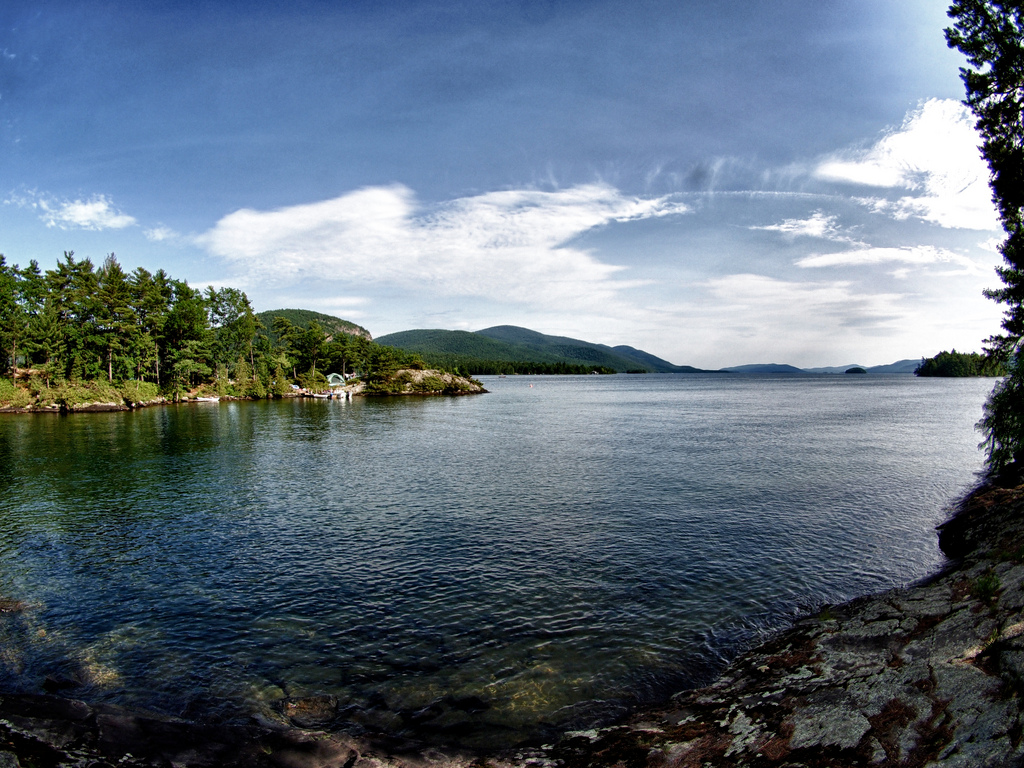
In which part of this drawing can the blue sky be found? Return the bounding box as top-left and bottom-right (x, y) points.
(0, 0), (1005, 368)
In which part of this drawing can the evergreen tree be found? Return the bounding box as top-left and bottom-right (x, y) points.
(324, 333), (351, 377)
(96, 254), (138, 381)
(207, 287), (258, 374)
(46, 252), (103, 381)
(232, 355), (252, 396)
(271, 362), (291, 396)
(162, 280), (212, 395)
(130, 267), (172, 382)
(17, 260), (48, 371)
(947, 2), (1024, 471)
(0, 256), (18, 376)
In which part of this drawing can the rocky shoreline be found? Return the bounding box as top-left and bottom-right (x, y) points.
(2, 482), (1022, 767)
(0, 370), (486, 414)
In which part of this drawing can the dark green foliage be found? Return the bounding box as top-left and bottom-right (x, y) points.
(0, 256), (17, 375)
(946, 3), (1024, 472)
(0, 252), (346, 401)
(208, 287), (258, 372)
(255, 309), (369, 346)
(358, 342), (405, 386)
(0, 252), (479, 402)
(972, 569), (1002, 603)
(268, 316), (336, 379)
(410, 355), (617, 376)
(270, 363), (291, 397)
(914, 349), (1006, 377)
(845, 367), (868, 375)
(980, 356), (1024, 470)
(0, 377), (32, 408)
(297, 366), (329, 392)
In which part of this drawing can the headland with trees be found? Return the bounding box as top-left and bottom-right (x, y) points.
(0, 251), (481, 410)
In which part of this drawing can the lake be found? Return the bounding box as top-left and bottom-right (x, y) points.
(0, 373), (995, 749)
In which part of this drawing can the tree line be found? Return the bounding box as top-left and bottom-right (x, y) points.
(914, 349), (1007, 377)
(386, 351), (618, 376)
(0, 251), (420, 399)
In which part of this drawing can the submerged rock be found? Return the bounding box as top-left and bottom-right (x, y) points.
(282, 694), (338, 728)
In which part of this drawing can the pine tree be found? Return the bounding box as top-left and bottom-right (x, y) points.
(947, 2), (1024, 472)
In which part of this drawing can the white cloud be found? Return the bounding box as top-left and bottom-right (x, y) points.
(662, 269), (1000, 369)
(753, 211), (856, 242)
(813, 99), (998, 230)
(42, 196), (136, 230)
(198, 183), (689, 309)
(796, 244), (980, 272)
(5, 191), (137, 230)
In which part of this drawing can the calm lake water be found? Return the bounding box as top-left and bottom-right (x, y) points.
(0, 374), (995, 748)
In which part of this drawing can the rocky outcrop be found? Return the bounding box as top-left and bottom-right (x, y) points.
(0, 398), (167, 414)
(3, 485), (1024, 767)
(347, 369), (487, 396)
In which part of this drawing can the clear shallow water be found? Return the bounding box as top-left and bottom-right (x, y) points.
(0, 374), (994, 748)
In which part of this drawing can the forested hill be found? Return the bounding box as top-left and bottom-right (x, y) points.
(376, 325), (705, 374)
(256, 309), (371, 345)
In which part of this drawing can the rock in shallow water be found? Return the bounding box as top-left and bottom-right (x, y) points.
(282, 694), (339, 728)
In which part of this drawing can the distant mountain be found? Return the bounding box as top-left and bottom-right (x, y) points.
(801, 359), (919, 374)
(474, 326), (702, 372)
(257, 309), (371, 345)
(865, 359), (920, 374)
(608, 344), (706, 374)
(719, 363), (806, 374)
(376, 325), (706, 373)
(374, 329), (548, 362)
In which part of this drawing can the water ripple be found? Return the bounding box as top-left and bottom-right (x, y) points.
(0, 375), (992, 749)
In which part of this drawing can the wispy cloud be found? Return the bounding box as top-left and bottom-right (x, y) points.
(813, 99), (998, 231)
(6, 191), (137, 230)
(752, 211), (858, 242)
(144, 225), (179, 242)
(198, 183), (689, 308)
(795, 244), (980, 273)
(979, 236), (1004, 253)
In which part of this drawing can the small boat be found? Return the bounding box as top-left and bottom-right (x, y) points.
(195, 396), (220, 402)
